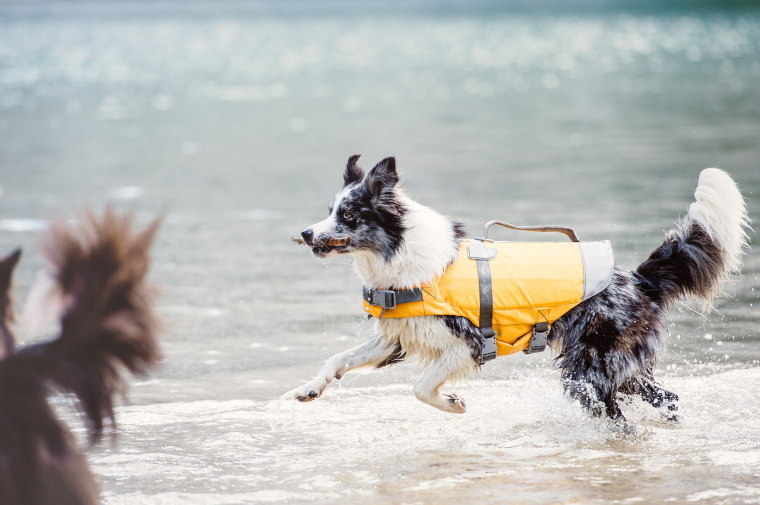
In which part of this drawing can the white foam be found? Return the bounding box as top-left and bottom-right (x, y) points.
(104, 491), (320, 505)
(87, 366), (760, 504)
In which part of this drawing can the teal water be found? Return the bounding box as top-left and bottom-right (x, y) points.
(1, 3), (759, 504)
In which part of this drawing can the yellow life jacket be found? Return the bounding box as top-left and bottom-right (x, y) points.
(363, 239), (614, 360)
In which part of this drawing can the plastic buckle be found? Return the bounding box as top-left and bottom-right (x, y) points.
(480, 334), (497, 364)
(524, 321), (549, 354)
(368, 289), (396, 309)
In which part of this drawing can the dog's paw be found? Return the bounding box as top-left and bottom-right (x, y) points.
(662, 411), (680, 423)
(295, 390), (319, 402)
(445, 393), (467, 414)
(292, 381), (325, 402)
(616, 421), (638, 436)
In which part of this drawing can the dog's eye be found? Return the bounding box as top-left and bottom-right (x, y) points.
(342, 211), (356, 222)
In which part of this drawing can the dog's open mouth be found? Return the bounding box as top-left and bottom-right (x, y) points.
(292, 236), (351, 256)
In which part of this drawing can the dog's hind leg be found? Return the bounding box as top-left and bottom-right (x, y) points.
(291, 336), (400, 402)
(642, 379), (679, 413)
(563, 374), (626, 421)
(563, 377), (605, 417)
(603, 391), (625, 421)
(619, 371), (679, 419)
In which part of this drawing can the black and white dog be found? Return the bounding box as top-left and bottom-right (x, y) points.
(292, 156), (749, 420)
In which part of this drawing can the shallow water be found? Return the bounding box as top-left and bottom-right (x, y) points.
(1, 2), (759, 504)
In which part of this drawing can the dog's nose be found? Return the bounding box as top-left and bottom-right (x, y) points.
(301, 229), (314, 245)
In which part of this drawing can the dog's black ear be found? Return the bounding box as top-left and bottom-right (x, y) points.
(364, 157), (398, 199)
(343, 154), (364, 187)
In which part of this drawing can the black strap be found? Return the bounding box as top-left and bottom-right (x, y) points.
(468, 242), (497, 363)
(363, 287), (423, 310)
(475, 257), (497, 363)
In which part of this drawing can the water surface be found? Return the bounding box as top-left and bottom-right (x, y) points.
(1, 2), (759, 504)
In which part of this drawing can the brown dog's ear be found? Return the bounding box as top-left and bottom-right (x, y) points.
(0, 248), (21, 358)
(364, 157), (398, 200)
(343, 154), (364, 187)
(0, 248), (22, 286)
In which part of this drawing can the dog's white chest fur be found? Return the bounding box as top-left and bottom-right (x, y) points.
(349, 193), (477, 378)
(351, 195), (459, 289)
(377, 317), (455, 359)
(376, 316), (476, 382)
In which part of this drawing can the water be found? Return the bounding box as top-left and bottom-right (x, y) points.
(1, 2), (759, 503)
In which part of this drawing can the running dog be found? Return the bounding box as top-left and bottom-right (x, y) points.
(0, 209), (161, 505)
(291, 156), (749, 421)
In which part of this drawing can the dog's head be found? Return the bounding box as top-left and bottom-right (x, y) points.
(300, 155), (405, 260)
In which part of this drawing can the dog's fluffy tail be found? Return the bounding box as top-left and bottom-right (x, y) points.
(18, 209), (162, 442)
(636, 168), (750, 309)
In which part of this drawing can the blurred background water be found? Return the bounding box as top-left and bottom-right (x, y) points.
(1, 1), (759, 504)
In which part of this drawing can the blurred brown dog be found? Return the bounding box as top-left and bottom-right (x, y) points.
(0, 209), (161, 505)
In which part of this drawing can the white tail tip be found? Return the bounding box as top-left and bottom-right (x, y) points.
(688, 168), (751, 275)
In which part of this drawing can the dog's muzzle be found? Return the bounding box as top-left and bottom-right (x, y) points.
(294, 230), (351, 256)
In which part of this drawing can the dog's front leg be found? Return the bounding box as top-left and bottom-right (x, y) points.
(291, 336), (398, 402)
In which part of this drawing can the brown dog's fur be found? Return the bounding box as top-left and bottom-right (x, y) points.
(0, 209), (161, 505)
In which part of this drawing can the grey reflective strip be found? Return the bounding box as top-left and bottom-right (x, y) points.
(578, 241), (615, 301)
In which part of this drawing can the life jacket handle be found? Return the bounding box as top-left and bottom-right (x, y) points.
(480, 220), (581, 243)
